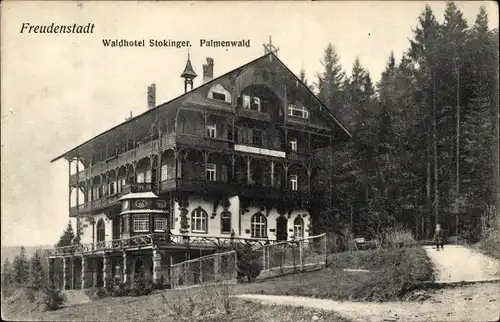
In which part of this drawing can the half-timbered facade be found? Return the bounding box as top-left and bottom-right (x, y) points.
(46, 51), (351, 290)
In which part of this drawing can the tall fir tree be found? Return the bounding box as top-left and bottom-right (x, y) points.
(56, 221), (76, 247)
(13, 246), (30, 285)
(30, 250), (46, 289)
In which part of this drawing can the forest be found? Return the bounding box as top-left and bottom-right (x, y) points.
(307, 3), (499, 242)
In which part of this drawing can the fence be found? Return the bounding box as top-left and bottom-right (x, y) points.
(258, 233), (327, 279)
(170, 251), (237, 290)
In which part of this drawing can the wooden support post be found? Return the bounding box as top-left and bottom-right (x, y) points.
(103, 255), (111, 288)
(122, 252), (128, 284)
(81, 257), (88, 289)
(299, 240), (304, 271)
(62, 257), (68, 290)
(152, 249), (162, 285)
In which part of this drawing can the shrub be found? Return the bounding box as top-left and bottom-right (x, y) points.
(130, 271), (153, 297)
(235, 245), (262, 282)
(381, 226), (417, 248)
(42, 287), (65, 311)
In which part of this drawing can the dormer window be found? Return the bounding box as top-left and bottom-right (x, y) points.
(208, 84), (231, 103)
(288, 103), (309, 119)
(206, 124), (216, 138)
(289, 139), (297, 151)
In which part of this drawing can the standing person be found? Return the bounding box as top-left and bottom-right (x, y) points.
(434, 224), (444, 251)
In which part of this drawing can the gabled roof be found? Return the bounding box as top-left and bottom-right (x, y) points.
(51, 52), (351, 163)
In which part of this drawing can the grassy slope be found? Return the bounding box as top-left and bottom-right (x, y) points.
(2, 288), (349, 322)
(233, 247), (435, 302)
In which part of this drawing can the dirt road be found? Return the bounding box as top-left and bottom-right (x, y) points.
(423, 245), (499, 282)
(236, 246), (500, 321)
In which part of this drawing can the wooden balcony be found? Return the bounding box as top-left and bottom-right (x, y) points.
(159, 177), (309, 204)
(176, 133), (233, 152)
(44, 233), (289, 258)
(236, 108), (271, 122)
(287, 150), (312, 163)
(69, 193), (122, 216)
(69, 133), (176, 184)
(122, 183), (154, 194)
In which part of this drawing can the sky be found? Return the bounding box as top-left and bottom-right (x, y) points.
(1, 1), (498, 247)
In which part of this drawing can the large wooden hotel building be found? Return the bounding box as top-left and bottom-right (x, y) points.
(47, 46), (351, 289)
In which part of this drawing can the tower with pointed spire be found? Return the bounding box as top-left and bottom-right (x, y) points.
(181, 52), (197, 93)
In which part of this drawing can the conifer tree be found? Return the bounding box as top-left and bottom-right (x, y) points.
(30, 250), (46, 289)
(56, 221), (76, 247)
(13, 246), (30, 285)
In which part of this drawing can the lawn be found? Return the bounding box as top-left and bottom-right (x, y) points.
(233, 247), (435, 302)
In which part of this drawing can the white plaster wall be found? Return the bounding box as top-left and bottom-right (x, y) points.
(171, 194), (311, 241)
(240, 207), (311, 241)
(171, 195), (240, 237)
(79, 212), (113, 244)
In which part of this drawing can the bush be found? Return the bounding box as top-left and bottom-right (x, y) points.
(130, 271), (153, 297)
(42, 287), (65, 311)
(381, 226), (417, 248)
(235, 245), (262, 282)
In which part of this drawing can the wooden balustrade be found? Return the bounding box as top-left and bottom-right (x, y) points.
(45, 233), (287, 257)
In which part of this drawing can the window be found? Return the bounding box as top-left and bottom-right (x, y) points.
(206, 124), (216, 138)
(145, 170), (152, 183)
(289, 139), (297, 151)
(137, 172), (145, 184)
(212, 92), (226, 101)
(154, 216), (167, 232)
(122, 215), (129, 234)
(252, 130), (263, 146)
(208, 84), (231, 103)
(161, 164), (168, 181)
(206, 163), (216, 181)
(251, 213), (267, 238)
(288, 103), (309, 119)
(252, 97), (261, 111)
(109, 181), (116, 195)
(289, 174), (298, 191)
(191, 208), (207, 233)
(294, 217), (304, 238)
(133, 215), (150, 232)
(118, 178), (126, 193)
(221, 211), (231, 234)
(96, 219), (106, 242)
(243, 95), (251, 109)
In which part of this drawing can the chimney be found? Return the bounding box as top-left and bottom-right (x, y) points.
(147, 83), (156, 109)
(203, 57), (214, 83)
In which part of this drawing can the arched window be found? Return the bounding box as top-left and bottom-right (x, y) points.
(191, 208), (208, 233)
(251, 213), (267, 238)
(294, 217), (304, 238)
(96, 219), (105, 242)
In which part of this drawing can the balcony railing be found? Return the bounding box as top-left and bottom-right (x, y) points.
(44, 233), (291, 257)
(69, 133), (176, 185)
(236, 108), (271, 122)
(176, 133), (233, 152)
(122, 183), (154, 194)
(70, 192), (122, 216)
